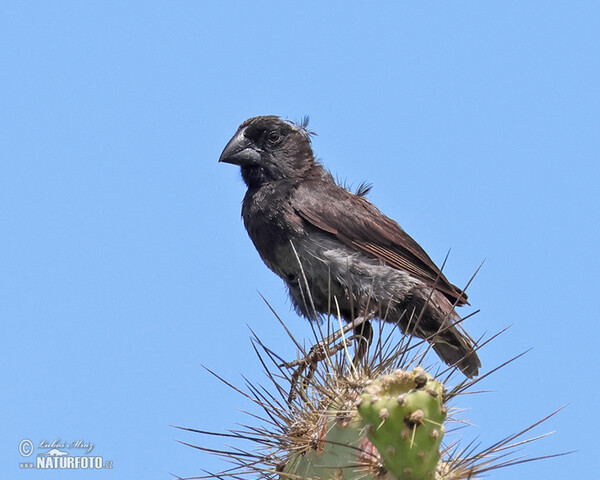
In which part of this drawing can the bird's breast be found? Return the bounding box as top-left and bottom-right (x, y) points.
(242, 187), (305, 278)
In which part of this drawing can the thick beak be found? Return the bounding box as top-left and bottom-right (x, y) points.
(218, 127), (262, 166)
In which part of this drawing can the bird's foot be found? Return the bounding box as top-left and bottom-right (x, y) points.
(283, 315), (370, 404)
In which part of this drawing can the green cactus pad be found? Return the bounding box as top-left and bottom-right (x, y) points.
(357, 368), (446, 480)
(282, 405), (384, 480)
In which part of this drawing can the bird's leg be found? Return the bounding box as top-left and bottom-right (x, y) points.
(350, 319), (373, 365)
(284, 315), (370, 404)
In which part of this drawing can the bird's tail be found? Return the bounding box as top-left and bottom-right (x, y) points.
(408, 290), (481, 377)
(430, 328), (481, 378)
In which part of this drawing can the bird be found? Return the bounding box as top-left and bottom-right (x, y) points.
(219, 115), (481, 377)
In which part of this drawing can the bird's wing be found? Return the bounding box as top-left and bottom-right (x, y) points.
(293, 182), (468, 305)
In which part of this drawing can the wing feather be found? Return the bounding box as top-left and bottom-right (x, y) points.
(293, 182), (468, 305)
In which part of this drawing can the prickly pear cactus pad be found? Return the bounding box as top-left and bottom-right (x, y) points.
(357, 368), (446, 480)
(282, 403), (385, 480)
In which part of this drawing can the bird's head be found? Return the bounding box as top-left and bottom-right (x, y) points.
(219, 116), (315, 188)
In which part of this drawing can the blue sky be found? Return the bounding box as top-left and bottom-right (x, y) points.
(1, 2), (598, 479)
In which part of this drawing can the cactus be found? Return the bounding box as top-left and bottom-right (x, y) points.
(281, 368), (447, 480)
(186, 316), (566, 480)
(282, 403), (376, 479)
(357, 369), (446, 480)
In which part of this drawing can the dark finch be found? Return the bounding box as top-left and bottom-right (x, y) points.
(219, 115), (481, 377)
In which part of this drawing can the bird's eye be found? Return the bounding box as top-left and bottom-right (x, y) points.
(267, 131), (283, 145)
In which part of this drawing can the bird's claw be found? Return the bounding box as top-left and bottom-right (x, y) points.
(283, 315), (371, 404)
